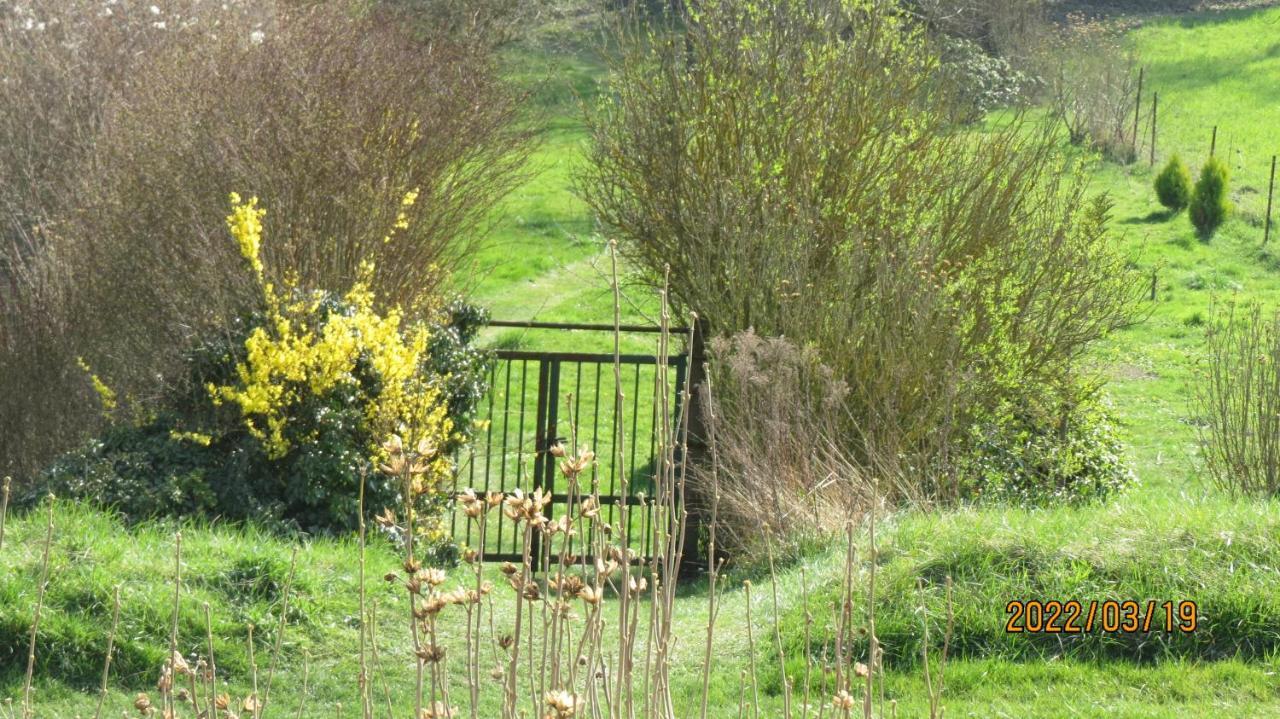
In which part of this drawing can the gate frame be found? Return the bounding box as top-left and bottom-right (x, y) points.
(455, 320), (707, 573)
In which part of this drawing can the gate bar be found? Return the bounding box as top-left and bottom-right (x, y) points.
(489, 320), (690, 334)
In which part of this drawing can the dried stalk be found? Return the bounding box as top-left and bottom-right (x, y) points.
(765, 531), (792, 718)
(359, 473), (371, 719)
(260, 547), (299, 718)
(21, 498), (55, 719)
(863, 506), (878, 719)
(0, 476), (10, 552)
(92, 585), (122, 719)
(743, 581), (760, 719)
(293, 652), (312, 719)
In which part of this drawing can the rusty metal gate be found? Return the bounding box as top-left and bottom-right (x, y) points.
(449, 321), (695, 565)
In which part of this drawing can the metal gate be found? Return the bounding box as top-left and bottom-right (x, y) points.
(449, 321), (694, 565)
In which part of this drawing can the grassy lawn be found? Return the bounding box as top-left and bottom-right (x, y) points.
(8, 5), (1280, 718)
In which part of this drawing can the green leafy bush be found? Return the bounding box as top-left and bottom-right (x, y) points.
(957, 397), (1135, 506)
(1190, 156), (1232, 237)
(937, 36), (1029, 124)
(35, 299), (489, 537)
(1154, 154), (1193, 211)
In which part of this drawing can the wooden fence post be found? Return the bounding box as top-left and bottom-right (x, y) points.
(1266, 155), (1277, 246)
(1132, 66), (1144, 160)
(1151, 269), (1158, 301)
(1150, 92), (1159, 167)
(1210, 126), (1218, 157)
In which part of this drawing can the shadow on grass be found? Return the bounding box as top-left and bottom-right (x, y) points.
(1122, 208), (1178, 225)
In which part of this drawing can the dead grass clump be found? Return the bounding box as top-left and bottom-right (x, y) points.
(694, 331), (876, 558)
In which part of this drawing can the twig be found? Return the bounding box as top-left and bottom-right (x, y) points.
(0, 476), (11, 552)
(92, 585), (122, 719)
(21, 498), (55, 719)
(167, 532), (182, 719)
(260, 547), (299, 719)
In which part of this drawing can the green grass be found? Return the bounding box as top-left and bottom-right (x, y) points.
(12, 5), (1280, 717)
(1090, 5), (1280, 498)
(458, 40), (662, 356)
(7, 497), (1280, 717)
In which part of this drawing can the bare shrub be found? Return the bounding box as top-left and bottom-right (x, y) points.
(1038, 13), (1142, 162)
(0, 0), (532, 482)
(1195, 305), (1280, 497)
(907, 0), (1045, 59)
(582, 0), (1142, 503)
(386, 0), (555, 47)
(0, 0), (264, 481)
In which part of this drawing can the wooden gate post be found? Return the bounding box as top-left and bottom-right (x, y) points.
(679, 316), (711, 575)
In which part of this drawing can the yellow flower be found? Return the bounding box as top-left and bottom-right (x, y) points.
(209, 193), (452, 466)
(226, 192), (266, 279)
(168, 430), (213, 447)
(76, 357), (117, 413)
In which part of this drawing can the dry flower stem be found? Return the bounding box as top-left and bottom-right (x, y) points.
(21, 498), (54, 719)
(0, 476), (10, 552)
(92, 585), (121, 719)
(260, 547), (298, 719)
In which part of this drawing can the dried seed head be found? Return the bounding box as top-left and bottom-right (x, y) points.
(169, 651), (192, 677)
(543, 690), (579, 718)
(374, 508), (398, 530)
(416, 644), (446, 664)
(382, 434), (404, 456)
(134, 693), (153, 714)
(420, 701), (457, 719)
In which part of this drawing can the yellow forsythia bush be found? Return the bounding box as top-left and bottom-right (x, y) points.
(39, 192), (488, 543)
(212, 194), (451, 468)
